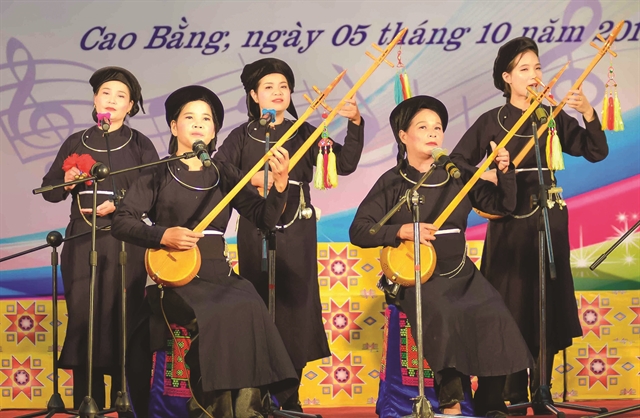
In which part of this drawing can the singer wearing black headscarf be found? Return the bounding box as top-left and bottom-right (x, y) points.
(40, 66), (158, 409)
(450, 37), (608, 408)
(349, 95), (533, 418)
(112, 85), (298, 418)
(215, 58), (365, 411)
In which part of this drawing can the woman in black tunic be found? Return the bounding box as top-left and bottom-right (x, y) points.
(40, 67), (158, 409)
(350, 96), (533, 417)
(216, 58), (364, 411)
(450, 37), (608, 406)
(112, 85), (298, 418)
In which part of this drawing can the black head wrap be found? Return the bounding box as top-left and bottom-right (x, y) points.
(240, 58), (298, 120)
(493, 37), (539, 97)
(389, 95), (448, 166)
(89, 66), (145, 121)
(164, 85), (225, 154)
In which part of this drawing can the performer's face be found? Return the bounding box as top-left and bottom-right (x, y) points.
(399, 108), (443, 160)
(93, 80), (133, 122)
(250, 73), (291, 116)
(170, 100), (216, 154)
(502, 50), (542, 100)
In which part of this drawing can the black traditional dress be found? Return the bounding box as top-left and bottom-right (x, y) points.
(216, 119), (364, 368)
(451, 104), (608, 355)
(349, 161), (534, 382)
(41, 125), (158, 371)
(111, 157), (298, 416)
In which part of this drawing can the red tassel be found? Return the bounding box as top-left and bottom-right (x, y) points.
(607, 94), (615, 130)
(323, 148), (330, 189)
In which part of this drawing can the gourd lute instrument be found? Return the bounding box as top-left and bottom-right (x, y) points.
(475, 20), (624, 220)
(147, 28), (408, 287)
(381, 62), (568, 286)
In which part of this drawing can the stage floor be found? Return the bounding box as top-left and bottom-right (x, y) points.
(1, 399), (638, 417)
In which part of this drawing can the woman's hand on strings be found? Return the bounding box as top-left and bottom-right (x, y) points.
(338, 98), (362, 125)
(567, 86), (595, 122)
(160, 227), (204, 250)
(491, 141), (510, 173)
(269, 146), (290, 192)
(80, 200), (116, 217)
(397, 223), (437, 246)
(251, 170), (273, 189)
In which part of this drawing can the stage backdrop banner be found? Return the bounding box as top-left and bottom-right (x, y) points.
(1, 0), (639, 410)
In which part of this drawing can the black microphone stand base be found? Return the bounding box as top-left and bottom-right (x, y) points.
(401, 396), (485, 418)
(508, 384), (608, 418)
(263, 395), (322, 418)
(402, 395), (434, 418)
(77, 396), (106, 418)
(113, 390), (134, 417)
(17, 393), (75, 418)
(581, 404), (640, 418)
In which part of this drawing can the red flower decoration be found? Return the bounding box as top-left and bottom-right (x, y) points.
(62, 153), (97, 185)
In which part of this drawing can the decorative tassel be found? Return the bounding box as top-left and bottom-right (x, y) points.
(313, 124), (338, 190)
(327, 146), (338, 188)
(401, 72), (412, 99)
(394, 70), (412, 105)
(545, 109), (565, 171)
(607, 93), (615, 130)
(394, 48), (412, 105)
(315, 123), (338, 190)
(613, 88), (624, 131)
(601, 92), (608, 131)
(394, 72), (404, 105)
(602, 63), (624, 131)
(314, 149), (325, 190)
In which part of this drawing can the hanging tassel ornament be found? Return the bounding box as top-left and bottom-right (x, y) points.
(613, 87), (624, 131)
(545, 107), (565, 171)
(314, 121), (338, 190)
(394, 48), (412, 105)
(601, 89), (608, 130)
(602, 62), (624, 131)
(314, 144), (325, 190)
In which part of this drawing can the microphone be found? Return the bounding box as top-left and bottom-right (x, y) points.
(192, 140), (212, 167)
(529, 97), (548, 125)
(431, 147), (461, 179)
(259, 109), (276, 126)
(96, 112), (111, 132)
(534, 105), (548, 124)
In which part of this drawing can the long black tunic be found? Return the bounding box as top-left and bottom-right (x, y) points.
(451, 103), (608, 354)
(111, 157), (297, 401)
(41, 125), (159, 369)
(217, 119), (364, 368)
(350, 162), (534, 382)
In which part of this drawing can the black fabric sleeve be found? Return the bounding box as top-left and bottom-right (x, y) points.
(556, 109), (608, 162)
(349, 172), (403, 249)
(111, 165), (167, 249)
(220, 160), (288, 231)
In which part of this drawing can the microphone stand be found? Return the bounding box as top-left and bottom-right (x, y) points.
(580, 221), (640, 418)
(590, 220), (640, 271)
(507, 119), (606, 418)
(1, 227), (105, 418)
(262, 123), (277, 322)
(102, 128), (133, 418)
(32, 152), (199, 418)
(258, 122), (321, 418)
(371, 162), (465, 418)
